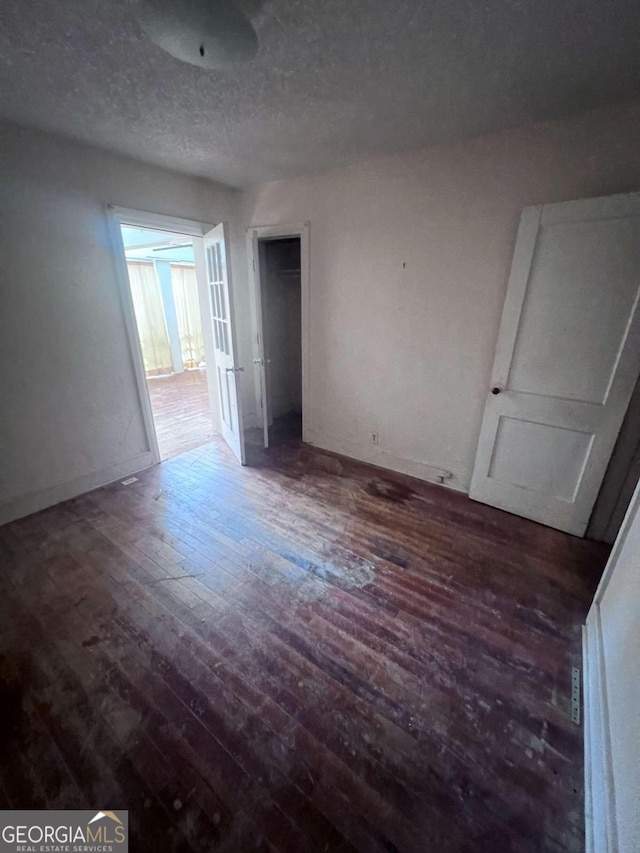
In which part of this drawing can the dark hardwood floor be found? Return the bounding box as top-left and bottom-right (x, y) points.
(0, 437), (608, 852)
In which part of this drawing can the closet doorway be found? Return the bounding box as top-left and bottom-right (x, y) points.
(248, 224), (309, 449)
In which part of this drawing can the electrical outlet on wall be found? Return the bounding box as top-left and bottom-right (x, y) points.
(371, 431), (379, 445)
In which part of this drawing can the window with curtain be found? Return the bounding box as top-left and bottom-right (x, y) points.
(171, 265), (205, 368)
(126, 261), (173, 375)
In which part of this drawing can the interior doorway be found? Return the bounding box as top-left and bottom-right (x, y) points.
(588, 372), (640, 542)
(247, 223), (309, 453)
(110, 208), (246, 466)
(249, 233), (305, 449)
(120, 223), (214, 460)
(259, 237), (302, 444)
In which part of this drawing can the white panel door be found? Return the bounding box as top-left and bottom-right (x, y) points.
(204, 223), (245, 464)
(470, 193), (640, 535)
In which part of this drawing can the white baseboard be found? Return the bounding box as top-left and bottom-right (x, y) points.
(583, 611), (618, 853)
(0, 451), (154, 526)
(303, 427), (467, 492)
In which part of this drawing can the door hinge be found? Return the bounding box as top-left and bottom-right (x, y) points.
(571, 666), (581, 725)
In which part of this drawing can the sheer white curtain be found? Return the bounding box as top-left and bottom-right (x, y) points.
(126, 261), (172, 374)
(171, 265), (205, 368)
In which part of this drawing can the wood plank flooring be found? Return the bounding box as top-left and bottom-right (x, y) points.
(147, 369), (213, 460)
(0, 437), (609, 852)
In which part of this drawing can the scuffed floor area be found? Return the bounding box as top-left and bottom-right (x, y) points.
(0, 438), (608, 851)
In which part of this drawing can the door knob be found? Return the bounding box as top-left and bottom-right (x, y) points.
(491, 386), (502, 395)
(253, 358), (264, 365)
(226, 366), (245, 373)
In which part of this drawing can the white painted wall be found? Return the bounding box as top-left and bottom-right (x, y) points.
(4, 102), (640, 522)
(584, 478), (640, 852)
(0, 120), (238, 523)
(236, 102), (640, 489)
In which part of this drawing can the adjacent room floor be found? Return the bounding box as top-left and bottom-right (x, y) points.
(147, 370), (213, 460)
(0, 438), (608, 852)
(244, 411), (303, 451)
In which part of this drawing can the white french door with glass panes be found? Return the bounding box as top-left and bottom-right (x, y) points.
(204, 223), (245, 464)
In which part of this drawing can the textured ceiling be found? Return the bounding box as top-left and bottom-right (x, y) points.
(0, 0), (639, 187)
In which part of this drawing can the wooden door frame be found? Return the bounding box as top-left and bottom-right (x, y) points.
(106, 206), (214, 465)
(246, 223), (310, 445)
(587, 373), (640, 542)
(204, 222), (246, 464)
(583, 475), (640, 852)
